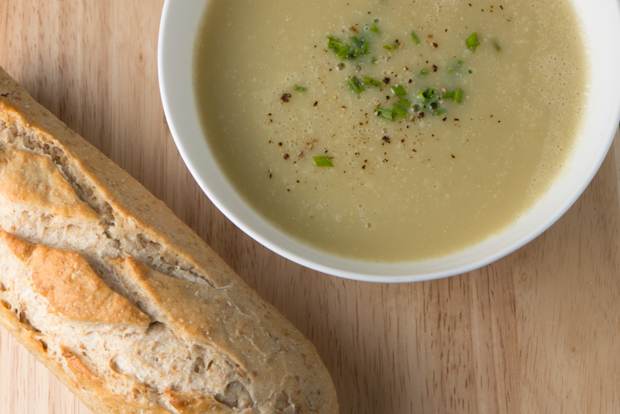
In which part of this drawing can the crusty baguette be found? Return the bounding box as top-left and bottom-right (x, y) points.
(0, 66), (338, 414)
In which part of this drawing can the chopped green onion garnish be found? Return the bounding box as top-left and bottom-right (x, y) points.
(454, 88), (463, 104)
(433, 107), (447, 116)
(370, 24), (380, 33)
(442, 89), (464, 103)
(347, 77), (365, 94)
(411, 31), (421, 45)
(398, 98), (411, 108)
(390, 85), (407, 96)
(363, 40), (369, 54)
(418, 88), (437, 103)
(313, 156), (334, 167)
(336, 44), (351, 60)
(466, 32), (480, 52)
(493, 41), (502, 51)
(457, 60), (464, 65)
(350, 36), (363, 48)
(327, 35), (344, 49)
(420, 68), (430, 75)
(392, 104), (408, 118)
(327, 35), (366, 60)
(295, 86), (308, 92)
(383, 43), (399, 51)
(376, 107), (394, 121)
(371, 56), (378, 63)
(363, 76), (382, 87)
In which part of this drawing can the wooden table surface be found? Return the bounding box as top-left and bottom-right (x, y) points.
(1, 1), (619, 413)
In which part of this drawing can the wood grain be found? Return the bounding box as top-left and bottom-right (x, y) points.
(0, 1), (619, 413)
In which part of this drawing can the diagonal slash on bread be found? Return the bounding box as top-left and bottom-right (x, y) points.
(0, 66), (338, 414)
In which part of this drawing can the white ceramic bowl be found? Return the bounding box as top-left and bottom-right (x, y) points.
(158, 0), (620, 283)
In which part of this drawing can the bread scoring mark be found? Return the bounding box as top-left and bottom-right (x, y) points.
(1, 105), (228, 292)
(1, 128), (119, 244)
(0, 148), (99, 222)
(62, 348), (105, 388)
(1, 229), (253, 410)
(163, 390), (220, 413)
(1, 231), (151, 326)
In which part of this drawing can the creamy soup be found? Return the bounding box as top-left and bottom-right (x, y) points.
(194, 0), (588, 262)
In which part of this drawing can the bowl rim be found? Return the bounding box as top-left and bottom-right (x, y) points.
(158, 0), (620, 283)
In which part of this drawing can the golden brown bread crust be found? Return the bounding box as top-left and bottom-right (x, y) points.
(0, 66), (338, 414)
(3, 232), (151, 326)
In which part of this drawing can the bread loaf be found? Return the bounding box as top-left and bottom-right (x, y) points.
(0, 66), (338, 414)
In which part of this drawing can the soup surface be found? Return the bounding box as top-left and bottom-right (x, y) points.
(194, 0), (588, 262)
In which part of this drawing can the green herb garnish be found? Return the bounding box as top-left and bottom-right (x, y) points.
(392, 104), (408, 119)
(453, 88), (463, 103)
(363, 76), (382, 87)
(420, 68), (430, 75)
(336, 44), (351, 60)
(350, 36), (363, 48)
(466, 32), (480, 52)
(383, 43), (399, 51)
(447, 67), (454, 74)
(347, 77), (365, 94)
(493, 41), (502, 51)
(390, 85), (407, 96)
(295, 86), (308, 92)
(326, 36), (350, 59)
(327, 34), (371, 60)
(418, 88), (438, 104)
(371, 56), (378, 63)
(411, 31), (421, 45)
(313, 156), (334, 167)
(370, 24), (380, 33)
(433, 107), (447, 116)
(443, 88), (463, 103)
(398, 98), (411, 108)
(349, 36), (370, 57)
(376, 107), (395, 121)
(327, 35), (344, 49)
